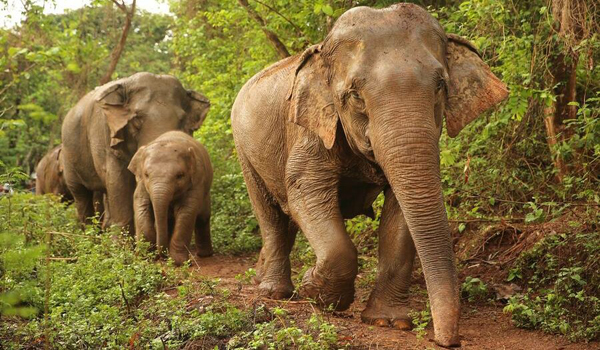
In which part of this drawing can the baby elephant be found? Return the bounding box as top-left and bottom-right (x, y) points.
(128, 131), (213, 265)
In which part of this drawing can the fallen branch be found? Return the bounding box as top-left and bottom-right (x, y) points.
(48, 257), (78, 261)
(448, 218), (524, 223)
(49, 231), (101, 239)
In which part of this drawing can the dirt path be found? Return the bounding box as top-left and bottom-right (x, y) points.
(192, 255), (597, 350)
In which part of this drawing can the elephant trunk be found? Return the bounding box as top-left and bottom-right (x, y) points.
(370, 104), (460, 347)
(150, 185), (173, 255)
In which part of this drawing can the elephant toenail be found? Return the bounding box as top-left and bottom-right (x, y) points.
(373, 318), (390, 327)
(392, 319), (412, 330)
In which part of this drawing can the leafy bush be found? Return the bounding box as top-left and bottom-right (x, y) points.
(504, 231), (600, 341)
(461, 276), (489, 303)
(228, 308), (340, 350)
(0, 193), (344, 349)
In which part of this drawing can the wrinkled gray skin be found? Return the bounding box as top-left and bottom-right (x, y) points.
(231, 4), (507, 347)
(61, 73), (210, 232)
(128, 131), (213, 266)
(36, 145), (73, 201)
(36, 145), (105, 214)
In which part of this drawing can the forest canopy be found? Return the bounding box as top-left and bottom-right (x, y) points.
(1, 0), (598, 348)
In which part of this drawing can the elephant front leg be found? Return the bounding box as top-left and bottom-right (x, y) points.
(287, 174), (358, 311)
(361, 187), (415, 330)
(170, 204), (197, 266)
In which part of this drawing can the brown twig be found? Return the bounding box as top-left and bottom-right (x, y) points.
(252, 0), (304, 38)
(118, 281), (138, 322)
(49, 231), (102, 239)
(448, 218), (524, 223)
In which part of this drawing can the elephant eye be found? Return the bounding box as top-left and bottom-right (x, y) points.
(436, 78), (447, 93)
(349, 90), (360, 99)
(144, 172), (150, 178)
(176, 172), (184, 179)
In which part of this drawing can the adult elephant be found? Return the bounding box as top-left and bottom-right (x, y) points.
(62, 72), (210, 231)
(35, 145), (72, 200)
(231, 4), (507, 347)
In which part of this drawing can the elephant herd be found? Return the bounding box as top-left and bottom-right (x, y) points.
(35, 4), (508, 347)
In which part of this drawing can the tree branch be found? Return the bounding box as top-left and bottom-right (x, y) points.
(238, 0), (290, 59)
(99, 0), (136, 85)
(252, 0), (304, 38)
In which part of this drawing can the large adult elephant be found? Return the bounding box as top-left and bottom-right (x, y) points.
(62, 73), (210, 231)
(231, 4), (507, 347)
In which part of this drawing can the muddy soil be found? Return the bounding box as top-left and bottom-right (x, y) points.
(191, 255), (598, 350)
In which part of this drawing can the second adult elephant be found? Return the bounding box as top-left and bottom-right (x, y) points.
(231, 4), (508, 347)
(61, 73), (210, 232)
(35, 145), (72, 200)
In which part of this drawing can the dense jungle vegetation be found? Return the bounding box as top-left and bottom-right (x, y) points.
(1, 0), (598, 348)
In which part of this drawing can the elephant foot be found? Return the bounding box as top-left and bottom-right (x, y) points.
(258, 280), (294, 300)
(170, 251), (189, 267)
(433, 308), (461, 348)
(435, 333), (461, 348)
(196, 246), (214, 258)
(299, 267), (355, 311)
(361, 299), (412, 330)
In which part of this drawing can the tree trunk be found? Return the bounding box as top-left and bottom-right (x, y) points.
(543, 0), (589, 182)
(99, 0), (136, 85)
(238, 0), (290, 59)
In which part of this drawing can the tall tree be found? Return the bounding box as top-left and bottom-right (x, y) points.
(544, 0), (597, 181)
(99, 0), (136, 84)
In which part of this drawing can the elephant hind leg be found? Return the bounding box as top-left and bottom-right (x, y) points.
(361, 187), (415, 330)
(194, 214), (213, 258)
(240, 156), (296, 300)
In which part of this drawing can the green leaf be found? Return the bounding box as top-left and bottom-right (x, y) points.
(322, 5), (333, 16)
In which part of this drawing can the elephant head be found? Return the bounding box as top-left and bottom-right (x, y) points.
(288, 4), (507, 346)
(128, 137), (198, 253)
(94, 72), (210, 157)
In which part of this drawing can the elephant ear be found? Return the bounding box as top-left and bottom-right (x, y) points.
(287, 45), (338, 149)
(186, 90), (210, 133)
(445, 34), (509, 137)
(95, 83), (136, 149)
(185, 147), (199, 182)
(127, 145), (146, 177)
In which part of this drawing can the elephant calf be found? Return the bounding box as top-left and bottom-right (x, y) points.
(128, 131), (213, 266)
(35, 145), (73, 200)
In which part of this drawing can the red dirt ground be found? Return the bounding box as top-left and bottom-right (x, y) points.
(191, 254), (599, 350)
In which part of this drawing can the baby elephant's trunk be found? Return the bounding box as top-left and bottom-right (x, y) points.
(150, 186), (172, 256)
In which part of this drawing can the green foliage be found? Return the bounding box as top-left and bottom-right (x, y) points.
(0, 4), (172, 174)
(2, 0), (598, 346)
(228, 309), (340, 350)
(0, 194), (344, 348)
(461, 276), (489, 303)
(409, 302), (432, 340)
(504, 230), (600, 341)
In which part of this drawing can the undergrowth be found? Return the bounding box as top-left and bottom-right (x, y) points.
(0, 194), (342, 349)
(504, 229), (600, 341)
